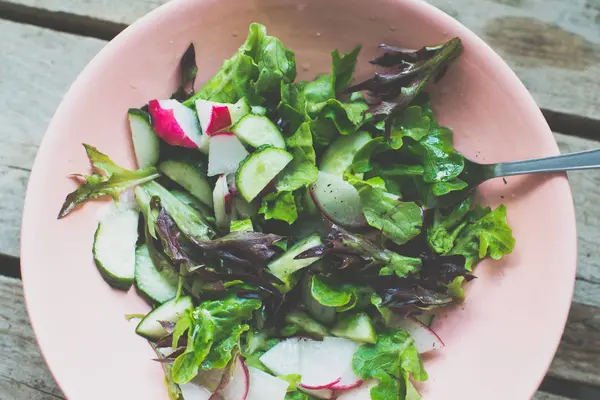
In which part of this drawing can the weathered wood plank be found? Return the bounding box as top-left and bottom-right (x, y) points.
(0, 275), (588, 399)
(0, 275), (64, 399)
(3, 0), (600, 122)
(0, 20), (105, 258)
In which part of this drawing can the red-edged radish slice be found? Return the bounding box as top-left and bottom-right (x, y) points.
(207, 133), (249, 177)
(299, 377), (341, 390)
(148, 99), (202, 148)
(335, 380), (378, 399)
(221, 358), (250, 400)
(319, 337), (362, 391)
(299, 386), (334, 399)
(245, 366), (289, 400)
(196, 98), (250, 135)
(392, 316), (445, 353)
(179, 382), (212, 400)
(259, 337), (302, 376)
(310, 172), (367, 228)
(299, 338), (347, 389)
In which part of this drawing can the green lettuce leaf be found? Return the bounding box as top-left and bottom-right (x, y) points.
(58, 144), (160, 218)
(310, 275), (355, 308)
(352, 330), (427, 400)
(427, 196), (473, 254)
(259, 191), (299, 224)
(331, 45), (361, 92)
(449, 204), (515, 270)
(230, 219), (254, 232)
(171, 295), (261, 384)
(285, 391), (318, 400)
(276, 122), (319, 192)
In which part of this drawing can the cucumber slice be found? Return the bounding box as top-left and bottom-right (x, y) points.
(236, 147), (293, 202)
(134, 244), (179, 304)
(93, 203), (139, 290)
(310, 171), (367, 228)
(135, 296), (193, 340)
(170, 190), (215, 220)
(128, 108), (160, 168)
(331, 313), (377, 344)
(319, 131), (371, 176)
(251, 105), (267, 116)
(232, 115), (286, 149)
(159, 160), (213, 207)
(267, 234), (323, 292)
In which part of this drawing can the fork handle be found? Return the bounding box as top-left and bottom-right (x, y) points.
(492, 148), (600, 178)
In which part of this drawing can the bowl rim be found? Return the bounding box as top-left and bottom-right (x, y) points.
(20, 0), (577, 398)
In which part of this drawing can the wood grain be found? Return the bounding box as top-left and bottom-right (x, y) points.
(0, 275), (585, 400)
(3, 0), (600, 122)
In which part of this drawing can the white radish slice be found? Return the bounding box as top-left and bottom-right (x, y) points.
(245, 366), (289, 400)
(299, 339), (343, 389)
(207, 133), (249, 177)
(335, 380), (379, 399)
(179, 382), (212, 400)
(213, 174), (231, 230)
(392, 316), (445, 353)
(196, 98), (249, 135)
(221, 358), (249, 400)
(310, 172), (367, 228)
(320, 337), (362, 391)
(259, 337), (302, 376)
(299, 386), (334, 399)
(148, 99), (203, 148)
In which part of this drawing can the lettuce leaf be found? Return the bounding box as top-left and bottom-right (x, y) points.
(58, 144), (160, 218)
(310, 275), (355, 308)
(331, 45), (361, 92)
(352, 330), (427, 400)
(276, 122), (319, 192)
(171, 43), (198, 102)
(171, 295), (261, 384)
(259, 191), (299, 224)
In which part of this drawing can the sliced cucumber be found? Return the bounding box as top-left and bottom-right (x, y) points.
(310, 171), (367, 228)
(236, 147), (293, 202)
(251, 105), (267, 116)
(267, 234), (323, 292)
(319, 131), (371, 176)
(283, 310), (329, 338)
(232, 115), (286, 149)
(135, 296), (193, 340)
(170, 190), (215, 220)
(331, 312), (377, 344)
(134, 244), (179, 304)
(93, 203), (139, 290)
(128, 108), (160, 168)
(159, 160), (213, 207)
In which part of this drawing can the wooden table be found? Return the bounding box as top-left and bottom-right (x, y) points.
(0, 0), (598, 399)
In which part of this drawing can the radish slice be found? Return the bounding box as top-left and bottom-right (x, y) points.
(179, 382), (212, 400)
(207, 133), (249, 176)
(392, 316), (445, 353)
(245, 366), (289, 400)
(213, 175), (231, 230)
(221, 358), (250, 400)
(299, 337), (358, 389)
(299, 386), (334, 399)
(196, 98), (250, 135)
(299, 377), (341, 390)
(310, 172), (367, 228)
(148, 99), (202, 148)
(259, 337), (302, 376)
(319, 337), (362, 391)
(335, 380), (379, 399)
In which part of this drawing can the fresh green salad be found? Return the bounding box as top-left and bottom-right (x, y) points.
(59, 23), (515, 400)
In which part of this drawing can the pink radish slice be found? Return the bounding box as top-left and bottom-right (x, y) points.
(392, 316), (445, 353)
(207, 133), (249, 177)
(299, 337), (359, 390)
(196, 99), (249, 135)
(335, 380), (378, 399)
(220, 358), (250, 400)
(329, 377), (363, 391)
(148, 99), (202, 148)
(179, 382), (212, 400)
(245, 366), (289, 400)
(318, 337), (362, 391)
(310, 172), (367, 228)
(299, 386), (334, 399)
(213, 175), (231, 230)
(299, 377), (341, 390)
(259, 337), (302, 376)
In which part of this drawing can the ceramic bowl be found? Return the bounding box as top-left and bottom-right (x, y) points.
(21, 0), (576, 399)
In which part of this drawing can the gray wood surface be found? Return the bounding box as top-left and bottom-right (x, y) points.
(0, 275), (579, 400)
(4, 0), (600, 122)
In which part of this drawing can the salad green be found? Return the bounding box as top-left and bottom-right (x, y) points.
(59, 23), (515, 400)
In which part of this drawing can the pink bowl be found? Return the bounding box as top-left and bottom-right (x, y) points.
(21, 0), (576, 399)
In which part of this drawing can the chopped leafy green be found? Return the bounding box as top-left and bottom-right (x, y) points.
(310, 275), (354, 308)
(172, 43), (198, 101)
(279, 374), (302, 391)
(259, 191), (299, 224)
(58, 144), (160, 218)
(230, 219), (254, 232)
(331, 45), (361, 92)
(276, 122), (319, 192)
(285, 391), (318, 400)
(352, 330), (427, 400)
(171, 295), (261, 384)
(281, 310), (329, 338)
